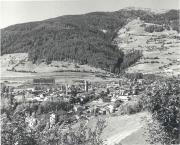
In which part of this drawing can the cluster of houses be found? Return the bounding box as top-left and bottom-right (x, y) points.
(81, 78), (144, 116)
(1, 76), (147, 130)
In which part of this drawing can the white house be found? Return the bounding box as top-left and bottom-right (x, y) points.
(50, 113), (56, 128)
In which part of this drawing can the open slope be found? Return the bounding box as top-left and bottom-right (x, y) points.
(0, 53), (105, 73)
(0, 53), (109, 83)
(115, 18), (180, 76)
(85, 112), (150, 145)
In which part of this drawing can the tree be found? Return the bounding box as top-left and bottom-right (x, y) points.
(2, 111), (106, 145)
(1, 113), (38, 145)
(142, 79), (180, 144)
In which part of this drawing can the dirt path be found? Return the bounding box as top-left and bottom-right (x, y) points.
(101, 112), (150, 145)
(105, 127), (142, 145)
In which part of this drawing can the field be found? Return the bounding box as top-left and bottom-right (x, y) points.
(0, 53), (105, 73)
(0, 53), (110, 84)
(85, 112), (151, 145)
(115, 19), (180, 76)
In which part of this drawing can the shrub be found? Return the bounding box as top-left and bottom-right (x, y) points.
(145, 25), (164, 33)
(150, 61), (159, 63)
(118, 100), (143, 115)
(124, 72), (143, 80)
(1, 114), (38, 145)
(40, 101), (73, 113)
(141, 79), (180, 144)
(2, 112), (106, 145)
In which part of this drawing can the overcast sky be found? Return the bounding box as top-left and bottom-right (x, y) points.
(0, 0), (179, 28)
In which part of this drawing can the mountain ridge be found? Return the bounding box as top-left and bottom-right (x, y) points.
(2, 7), (179, 30)
(1, 8), (180, 73)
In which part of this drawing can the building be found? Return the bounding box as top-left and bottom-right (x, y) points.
(25, 112), (38, 130)
(84, 80), (88, 92)
(33, 78), (55, 85)
(50, 113), (56, 128)
(33, 78), (55, 91)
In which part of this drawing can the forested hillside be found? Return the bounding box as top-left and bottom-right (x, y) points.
(1, 8), (179, 72)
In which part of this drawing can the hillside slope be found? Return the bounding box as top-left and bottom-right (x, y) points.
(85, 112), (150, 145)
(114, 18), (180, 76)
(0, 53), (105, 74)
(1, 9), (179, 72)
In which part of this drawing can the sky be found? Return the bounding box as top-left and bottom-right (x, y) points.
(0, 0), (179, 28)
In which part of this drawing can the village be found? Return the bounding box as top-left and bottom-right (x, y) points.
(1, 75), (148, 131)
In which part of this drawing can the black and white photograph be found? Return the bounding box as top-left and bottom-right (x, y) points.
(0, 0), (180, 145)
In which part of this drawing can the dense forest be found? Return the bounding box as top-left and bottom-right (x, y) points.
(1, 8), (180, 71)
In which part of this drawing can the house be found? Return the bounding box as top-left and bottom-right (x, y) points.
(119, 88), (126, 95)
(74, 115), (80, 120)
(111, 95), (116, 102)
(103, 95), (111, 102)
(25, 113), (38, 130)
(34, 95), (45, 102)
(117, 95), (129, 102)
(46, 95), (61, 102)
(73, 105), (78, 112)
(50, 113), (56, 128)
(107, 105), (114, 113)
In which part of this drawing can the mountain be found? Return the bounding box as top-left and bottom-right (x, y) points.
(1, 8), (180, 72)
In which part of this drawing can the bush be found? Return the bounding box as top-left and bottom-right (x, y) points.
(118, 100), (143, 115)
(1, 114), (38, 145)
(124, 72), (143, 80)
(150, 61), (159, 63)
(145, 25), (164, 33)
(141, 79), (180, 144)
(2, 112), (106, 145)
(40, 101), (73, 113)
